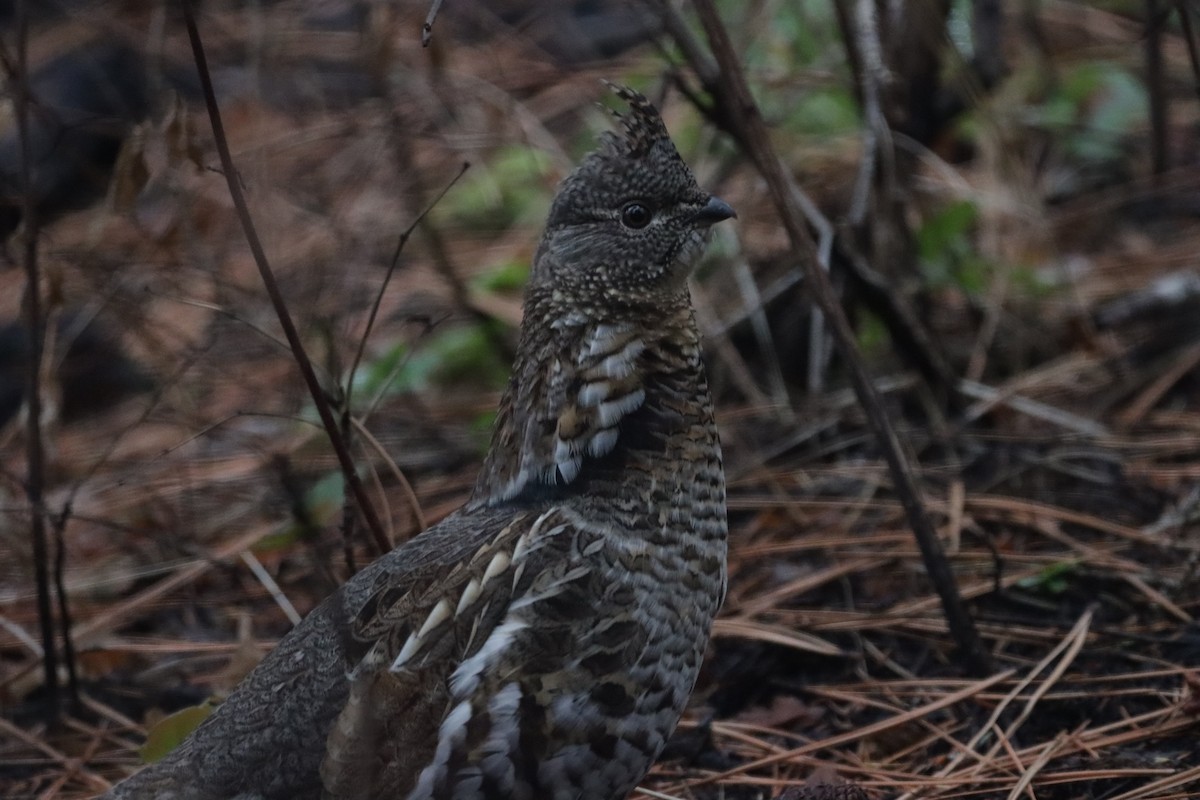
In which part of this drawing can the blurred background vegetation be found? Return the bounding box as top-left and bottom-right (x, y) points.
(1, 1), (1198, 798)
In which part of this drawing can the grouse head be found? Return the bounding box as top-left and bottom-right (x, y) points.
(530, 85), (735, 315)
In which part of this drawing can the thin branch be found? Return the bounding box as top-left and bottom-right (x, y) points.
(830, 1), (961, 407)
(180, 0), (391, 555)
(53, 504), (81, 712)
(682, 0), (992, 675)
(1177, 1), (1200, 103)
(380, 94), (514, 365)
(351, 416), (427, 534)
(11, 0), (61, 722)
(240, 551), (302, 626)
(1146, 0), (1169, 178)
(423, 0), (446, 47)
(972, 0), (1008, 89)
(845, 0), (892, 228)
(345, 161), (470, 411)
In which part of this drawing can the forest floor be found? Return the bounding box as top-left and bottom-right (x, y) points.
(1, 2), (1198, 799)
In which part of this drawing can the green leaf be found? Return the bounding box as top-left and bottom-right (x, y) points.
(351, 340), (411, 402)
(917, 200), (988, 291)
(917, 200), (978, 261)
(255, 470), (346, 551)
(470, 408), (499, 453)
(302, 471), (346, 524)
(353, 323), (509, 403)
(785, 88), (860, 137)
(140, 702), (215, 763)
(436, 146), (553, 229)
(471, 259), (529, 293)
(1017, 560), (1080, 595)
(1033, 61), (1147, 165)
(856, 311), (888, 356)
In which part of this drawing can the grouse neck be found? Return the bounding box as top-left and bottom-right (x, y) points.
(470, 291), (717, 509)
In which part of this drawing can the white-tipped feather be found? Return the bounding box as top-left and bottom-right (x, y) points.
(583, 323), (621, 358)
(578, 381), (608, 407)
(509, 565), (591, 611)
(511, 531), (532, 562)
(598, 339), (644, 378)
(482, 551), (512, 585)
(554, 438), (576, 466)
(596, 388), (645, 428)
(391, 598), (453, 672)
(407, 699), (473, 800)
(448, 617), (529, 698)
(588, 428), (620, 457)
(390, 634), (420, 672)
(418, 598), (453, 639)
(455, 577), (482, 616)
(556, 456), (582, 484)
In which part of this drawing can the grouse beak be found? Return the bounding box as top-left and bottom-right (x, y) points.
(694, 195), (737, 227)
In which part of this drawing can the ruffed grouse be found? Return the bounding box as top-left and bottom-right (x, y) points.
(100, 85), (733, 800)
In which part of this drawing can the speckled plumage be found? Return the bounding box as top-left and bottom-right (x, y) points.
(99, 85), (733, 800)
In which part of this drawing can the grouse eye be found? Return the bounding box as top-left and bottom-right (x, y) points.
(620, 202), (653, 229)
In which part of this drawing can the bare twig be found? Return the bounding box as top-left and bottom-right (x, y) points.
(681, 0), (992, 675)
(337, 166), (467, 551)
(958, 379), (1110, 437)
(422, 0), (446, 47)
(1004, 732), (1067, 800)
(345, 161), (470, 411)
(659, 0), (958, 404)
(972, 0), (1008, 88)
(350, 416), (427, 533)
(1146, 0), (1169, 178)
(181, 0), (390, 554)
(656, 1), (839, 392)
(52, 506), (81, 712)
(835, 230), (962, 405)
(240, 551), (302, 626)
(845, 0), (892, 227)
(831, 1), (961, 407)
(11, 0), (61, 722)
(0, 716), (110, 792)
(376, 81), (516, 367)
(732, 260), (792, 418)
(71, 524), (279, 646)
(696, 670), (1014, 787)
(1176, 1), (1200, 103)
